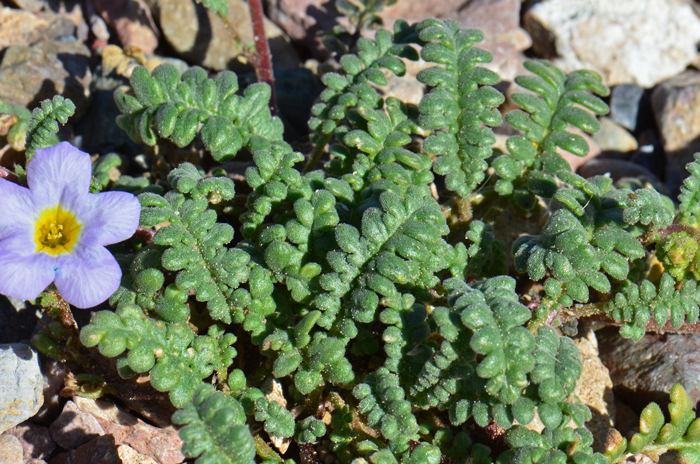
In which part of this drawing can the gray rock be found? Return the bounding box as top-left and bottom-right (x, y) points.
(155, 0), (301, 72)
(610, 84), (647, 132)
(0, 344), (43, 434)
(598, 328), (700, 412)
(5, 422), (56, 460)
(0, 39), (91, 118)
(523, 0), (700, 88)
(651, 70), (700, 194)
(48, 401), (104, 450)
(0, 434), (23, 464)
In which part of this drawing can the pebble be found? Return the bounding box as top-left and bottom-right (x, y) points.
(577, 158), (662, 185)
(0, 344), (43, 434)
(0, 434), (23, 464)
(523, 0), (700, 88)
(651, 70), (700, 194)
(592, 117), (638, 154)
(30, 356), (68, 426)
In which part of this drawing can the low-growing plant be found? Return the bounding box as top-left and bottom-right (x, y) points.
(3, 3), (700, 463)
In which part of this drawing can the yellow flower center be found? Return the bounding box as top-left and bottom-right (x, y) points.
(34, 205), (82, 255)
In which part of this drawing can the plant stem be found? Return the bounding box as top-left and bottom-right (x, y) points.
(248, 0), (277, 115)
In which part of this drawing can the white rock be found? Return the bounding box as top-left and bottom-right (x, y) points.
(0, 344), (43, 433)
(524, 0), (700, 88)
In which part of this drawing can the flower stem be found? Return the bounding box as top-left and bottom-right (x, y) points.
(248, 0), (277, 115)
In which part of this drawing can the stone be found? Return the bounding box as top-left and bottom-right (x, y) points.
(0, 344), (43, 434)
(0, 296), (40, 344)
(156, 0), (300, 72)
(652, 71), (700, 194)
(265, 0), (338, 59)
(609, 84), (648, 132)
(0, 40), (91, 117)
(382, 0), (529, 81)
(0, 434), (23, 464)
(73, 396), (184, 464)
(523, 0), (700, 88)
(0, 7), (77, 50)
(49, 400), (105, 450)
(598, 328), (700, 412)
(118, 444), (159, 464)
(92, 0), (158, 54)
(572, 327), (614, 453)
(592, 117), (638, 154)
(5, 422), (56, 460)
(49, 435), (120, 464)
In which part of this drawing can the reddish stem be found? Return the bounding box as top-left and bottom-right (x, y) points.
(0, 166), (19, 184)
(248, 0), (277, 115)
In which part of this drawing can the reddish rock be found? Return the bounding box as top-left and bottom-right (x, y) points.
(74, 397), (184, 464)
(5, 422), (56, 460)
(49, 401), (105, 450)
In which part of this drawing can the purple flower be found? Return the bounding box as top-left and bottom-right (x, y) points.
(0, 142), (140, 308)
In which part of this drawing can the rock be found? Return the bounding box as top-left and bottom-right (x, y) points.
(30, 357), (69, 426)
(118, 444), (159, 464)
(0, 344), (43, 434)
(382, 0), (529, 81)
(652, 71), (700, 194)
(523, 0), (700, 88)
(0, 433), (23, 464)
(265, 0), (338, 59)
(573, 326), (614, 453)
(598, 328), (700, 413)
(92, 0), (158, 54)
(49, 400), (105, 450)
(0, 296), (40, 344)
(49, 435), (120, 464)
(4, 422), (56, 460)
(592, 117), (638, 154)
(609, 84), (649, 132)
(73, 396), (184, 464)
(0, 7), (77, 50)
(156, 0), (300, 72)
(0, 40), (91, 117)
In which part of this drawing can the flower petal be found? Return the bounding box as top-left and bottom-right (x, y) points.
(0, 179), (35, 240)
(65, 191), (140, 247)
(28, 142), (92, 209)
(54, 245), (122, 308)
(0, 235), (55, 300)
